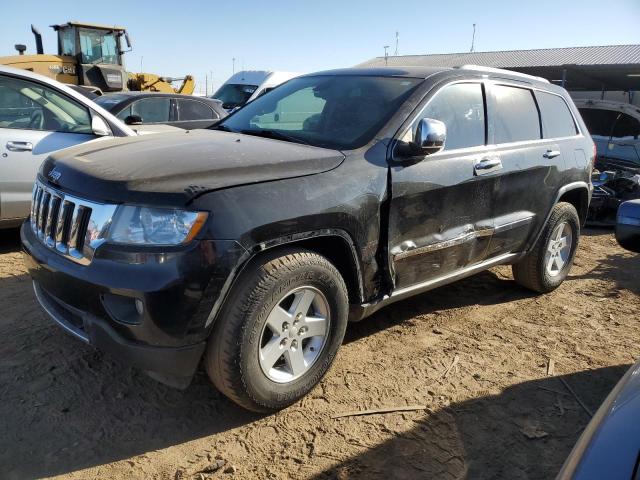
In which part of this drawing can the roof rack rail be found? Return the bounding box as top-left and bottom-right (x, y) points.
(454, 64), (550, 84)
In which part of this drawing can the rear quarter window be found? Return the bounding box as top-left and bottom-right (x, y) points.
(492, 85), (540, 144)
(537, 91), (577, 138)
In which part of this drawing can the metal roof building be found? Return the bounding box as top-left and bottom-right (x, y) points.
(358, 45), (640, 92)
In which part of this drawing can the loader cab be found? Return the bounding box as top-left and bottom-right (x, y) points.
(52, 22), (130, 92)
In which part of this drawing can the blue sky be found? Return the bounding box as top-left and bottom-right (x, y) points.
(2, 0), (638, 94)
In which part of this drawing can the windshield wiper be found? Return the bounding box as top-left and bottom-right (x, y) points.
(239, 129), (310, 146)
(213, 124), (235, 132)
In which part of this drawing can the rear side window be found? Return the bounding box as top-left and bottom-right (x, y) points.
(419, 82), (485, 150)
(177, 99), (216, 121)
(492, 85), (540, 143)
(537, 91), (577, 138)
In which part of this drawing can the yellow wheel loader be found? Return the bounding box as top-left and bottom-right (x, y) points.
(0, 21), (195, 95)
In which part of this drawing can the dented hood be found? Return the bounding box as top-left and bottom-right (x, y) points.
(41, 129), (345, 205)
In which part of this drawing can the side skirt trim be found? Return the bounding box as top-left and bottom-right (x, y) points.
(350, 252), (518, 321)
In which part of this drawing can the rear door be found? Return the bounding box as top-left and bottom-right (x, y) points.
(173, 98), (219, 129)
(0, 73), (96, 221)
(388, 81), (498, 289)
(483, 83), (578, 257)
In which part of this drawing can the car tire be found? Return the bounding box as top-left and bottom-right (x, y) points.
(512, 202), (580, 293)
(205, 248), (349, 412)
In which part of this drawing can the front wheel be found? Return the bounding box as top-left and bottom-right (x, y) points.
(512, 202), (580, 293)
(205, 249), (349, 412)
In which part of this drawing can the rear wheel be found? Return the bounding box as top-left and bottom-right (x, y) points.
(205, 249), (348, 412)
(512, 202), (580, 293)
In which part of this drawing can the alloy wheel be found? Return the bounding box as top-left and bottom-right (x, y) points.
(258, 286), (330, 383)
(545, 222), (573, 277)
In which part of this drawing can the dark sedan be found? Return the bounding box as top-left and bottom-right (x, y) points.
(94, 92), (227, 130)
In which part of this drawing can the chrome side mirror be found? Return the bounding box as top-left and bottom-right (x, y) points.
(91, 114), (112, 136)
(412, 118), (446, 155)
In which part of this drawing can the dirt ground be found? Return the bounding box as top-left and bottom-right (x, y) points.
(1, 227), (638, 480)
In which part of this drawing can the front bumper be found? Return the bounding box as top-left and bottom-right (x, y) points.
(33, 281), (205, 387)
(21, 221), (246, 387)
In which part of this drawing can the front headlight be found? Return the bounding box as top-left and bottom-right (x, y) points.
(108, 206), (208, 245)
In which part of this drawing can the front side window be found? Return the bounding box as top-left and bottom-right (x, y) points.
(493, 85), (540, 143)
(79, 29), (119, 65)
(219, 75), (422, 150)
(537, 91), (577, 138)
(177, 99), (216, 121)
(59, 27), (76, 56)
(117, 97), (170, 123)
(416, 82), (485, 150)
(0, 75), (92, 133)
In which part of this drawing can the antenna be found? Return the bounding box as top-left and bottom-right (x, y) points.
(470, 23), (476, 52)
(383, 45), (389, 66)
(394, 31), (399, 56)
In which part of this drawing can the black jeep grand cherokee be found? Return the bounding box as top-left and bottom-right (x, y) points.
(22, 66), (593, 412)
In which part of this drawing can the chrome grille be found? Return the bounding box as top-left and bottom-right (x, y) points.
(30, 180), (118, 265)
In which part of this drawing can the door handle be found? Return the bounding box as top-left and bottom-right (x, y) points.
(543, 149), (561, 159)
(474, 157), (502, 176)
(6, 141), (33, 152)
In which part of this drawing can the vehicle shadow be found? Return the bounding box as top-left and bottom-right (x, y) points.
(311, 364), (630, 480)
(0, 268), (263, 480)
(0, 227), (21, 254)
(582, 226), (613, 238)
(345, 268), (535, 344)
(566, 251), (640, 295)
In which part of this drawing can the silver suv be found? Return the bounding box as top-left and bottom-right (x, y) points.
(0, 66), (176, 229)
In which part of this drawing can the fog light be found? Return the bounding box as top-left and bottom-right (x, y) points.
(135, 298), (144, 315)
(101, 293), (144, 325)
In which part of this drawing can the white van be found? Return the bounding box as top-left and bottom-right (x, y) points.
(212, 71), (300, 111)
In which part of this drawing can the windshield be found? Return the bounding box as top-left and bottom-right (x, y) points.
(218, 75), (422, 150)
(212, 84), (258, 109)
(79, 29), (119, 65)
(94, 94), (130, 110)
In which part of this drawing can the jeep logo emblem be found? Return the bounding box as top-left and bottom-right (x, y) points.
(48, 169), (62, 182)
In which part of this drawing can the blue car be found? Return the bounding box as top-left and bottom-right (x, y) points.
(558, 199), (640, 479)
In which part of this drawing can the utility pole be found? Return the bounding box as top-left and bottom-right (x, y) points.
(205, 74), (208, 96)
(394, 31), (399, 56)
(232, 57), (236, 74)
(383, 45), (389, 66)
(140, 56), (143, 72)
(470, 23), (476, 53)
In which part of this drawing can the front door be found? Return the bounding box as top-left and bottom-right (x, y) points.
(389, 81), (499, 289)
(0, 73), (96, 221)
